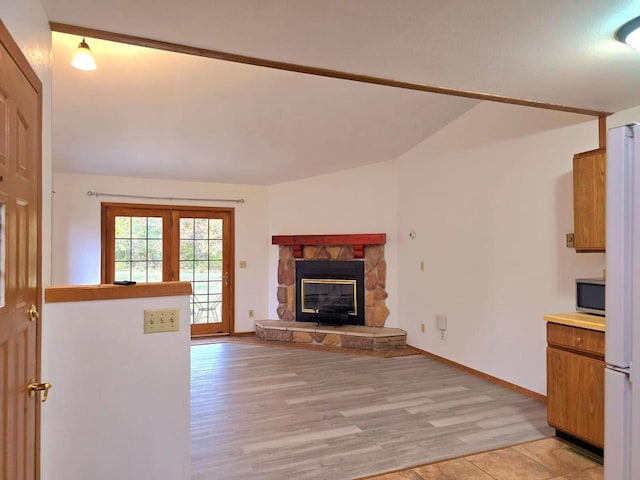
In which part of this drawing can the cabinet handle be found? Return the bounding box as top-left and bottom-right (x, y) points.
(576, 337), (583, 343)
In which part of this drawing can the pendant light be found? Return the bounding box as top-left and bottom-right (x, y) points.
(71, 37), (97, 71)
(615, 16), (640, 52)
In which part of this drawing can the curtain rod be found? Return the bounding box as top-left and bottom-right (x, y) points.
(87, 191), (245, 204)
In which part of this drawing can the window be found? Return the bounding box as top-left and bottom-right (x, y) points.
(114, 215), (164, 282)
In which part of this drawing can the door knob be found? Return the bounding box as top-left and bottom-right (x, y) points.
(27, 381), (52, 402)
(27, 304), (39, 322)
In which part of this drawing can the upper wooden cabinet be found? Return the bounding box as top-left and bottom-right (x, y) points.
(573, 148), (606, 252)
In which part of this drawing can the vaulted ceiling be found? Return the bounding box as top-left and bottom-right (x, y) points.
(42, 0), (640, 184)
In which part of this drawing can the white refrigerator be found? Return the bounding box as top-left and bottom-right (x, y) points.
(605, 123), (640, 480)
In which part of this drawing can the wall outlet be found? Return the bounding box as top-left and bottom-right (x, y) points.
(248, 309), (254, 318)
(566, 233), (575, 248)
(144, 308), (180, 333)
(436, 314), (447, 331)
(420, 323), (425, 333)
(239, 260), (247, 269)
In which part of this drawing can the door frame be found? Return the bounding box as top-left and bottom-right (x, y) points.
(170, 208), (234, 336)
(0, 18), (43, 479)
(100, 202), (235, 335)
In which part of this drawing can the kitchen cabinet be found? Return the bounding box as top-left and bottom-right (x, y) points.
(546, 322), (604, 448)
(573, 148), (606, 252)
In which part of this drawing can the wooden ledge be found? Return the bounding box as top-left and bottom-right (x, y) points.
(45, 281), (192, 303)
(272, 233), (386, 259)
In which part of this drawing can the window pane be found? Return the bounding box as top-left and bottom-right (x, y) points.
(115, 262), (131, 281)
(147, 218), (162, 238)
(209, 260), (222, 279)
(194, 218), (208, 239)
(179, 260), (194, 281)
(131, 239), (148, 261)
(209, 219), (222, 239)
(131, 261), (148, 282)
(193, 293), (221, 324)
(180, 218), (194, 239)
(192, 281), (208, 295)
(208, 240), (222, 261)
(148, 261), (162, 282)
(180, 240), (193, 260)
(208, 281), (222, 294)
(115, 216), (130, 238)
(148, 239), (162, 261)
(193, 261), (209, 281)
(115, 239), (131, 261)
(131, 217), (148, 238)
(194, 240), (208, 260)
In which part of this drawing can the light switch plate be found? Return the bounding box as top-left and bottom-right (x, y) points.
(566, 233), (575, 248)
(144, 308), (180, 333)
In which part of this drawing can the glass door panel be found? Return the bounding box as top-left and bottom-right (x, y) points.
(178, 214), (230, 335)
(114, 215), (163, 282)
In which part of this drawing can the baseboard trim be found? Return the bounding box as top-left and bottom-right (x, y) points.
(408, 344), (546, 403)
(231, 331), (256, 337)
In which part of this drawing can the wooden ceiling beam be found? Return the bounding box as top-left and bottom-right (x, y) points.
(50, 22), (611, 118)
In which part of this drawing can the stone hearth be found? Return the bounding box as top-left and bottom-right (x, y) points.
(255, 320), (406, 351)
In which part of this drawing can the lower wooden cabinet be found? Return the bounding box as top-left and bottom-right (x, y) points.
(546, 323), (605, 448)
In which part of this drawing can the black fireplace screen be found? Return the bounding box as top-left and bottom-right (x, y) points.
(295, 260), (365, 325)
(301, 279), (357, 315)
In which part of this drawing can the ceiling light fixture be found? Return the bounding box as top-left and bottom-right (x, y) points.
(615, 16), (640, 52)
(71, 37), (97, 71)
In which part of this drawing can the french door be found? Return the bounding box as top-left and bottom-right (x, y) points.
(102, 203), (234, 335)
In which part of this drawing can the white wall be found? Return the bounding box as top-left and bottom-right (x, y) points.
(0, 0), (53, 286)
(396, 101), (606, 395)
(42, 294), (191, 480)
(52, 173), (269, 332)
(608, 104), (640, 128)
(267, 161), (399, 326)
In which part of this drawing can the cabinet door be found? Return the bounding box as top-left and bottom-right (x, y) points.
(547, 347), (604, 447)
(573, 148), (606, 252)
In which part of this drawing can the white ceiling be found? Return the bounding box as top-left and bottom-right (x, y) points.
(43, 1), (640, 185)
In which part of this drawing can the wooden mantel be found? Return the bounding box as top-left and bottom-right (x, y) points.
(271, 233), (386, 259)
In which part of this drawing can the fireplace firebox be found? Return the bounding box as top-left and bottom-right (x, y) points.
(295, 260), (365, 325)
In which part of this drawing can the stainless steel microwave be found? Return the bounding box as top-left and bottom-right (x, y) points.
(576, 278), (605, 316)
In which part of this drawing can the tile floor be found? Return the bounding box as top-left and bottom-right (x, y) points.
(361, 437), (603, 480)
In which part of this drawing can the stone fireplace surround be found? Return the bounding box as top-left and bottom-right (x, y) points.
(258, 234), (405, 351)
(272, 234), (390, 327)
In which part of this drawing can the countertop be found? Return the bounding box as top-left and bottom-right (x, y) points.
(544, 312), (605, 332)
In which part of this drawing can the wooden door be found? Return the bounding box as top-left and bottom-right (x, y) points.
(172, 210), (234, 336)
(0, 21), (43, 480)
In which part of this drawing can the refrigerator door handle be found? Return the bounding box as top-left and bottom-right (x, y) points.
(608, 365), (632, 375)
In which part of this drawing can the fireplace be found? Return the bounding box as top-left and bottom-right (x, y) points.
(296, 260), (365, 325)
(272, 234), (389, 327)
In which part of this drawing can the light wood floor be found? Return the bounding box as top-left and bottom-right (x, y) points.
(191, 342), (554, 479)
(363, 437), (603, 480)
